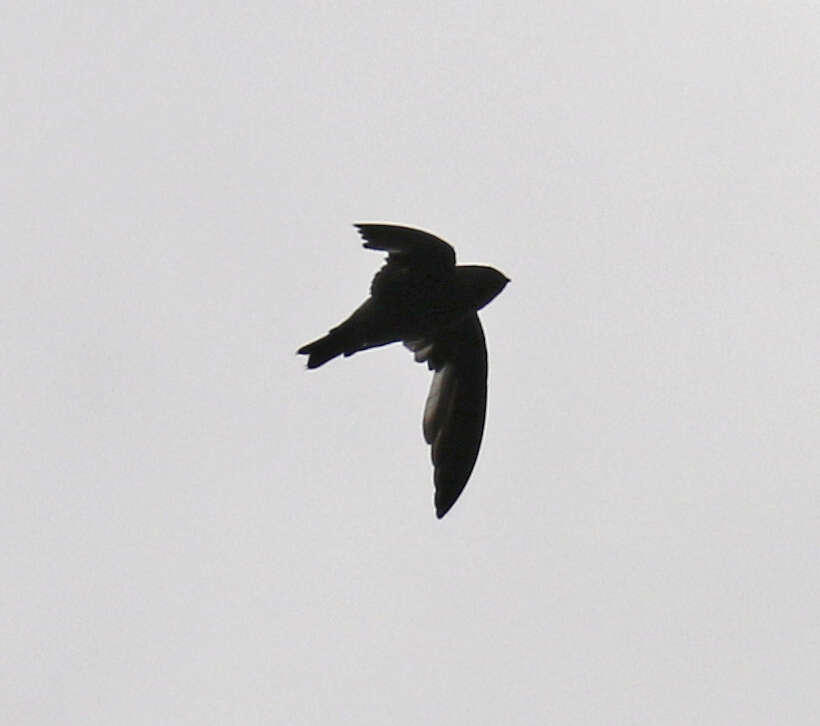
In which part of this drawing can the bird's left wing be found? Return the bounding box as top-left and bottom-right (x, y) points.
(404, 313), (489, 518)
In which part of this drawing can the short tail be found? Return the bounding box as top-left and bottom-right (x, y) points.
(299, 299), (393, 369)
(297, 331), (350, 369)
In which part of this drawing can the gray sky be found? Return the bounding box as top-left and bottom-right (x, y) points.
(4, 3), (819, 724)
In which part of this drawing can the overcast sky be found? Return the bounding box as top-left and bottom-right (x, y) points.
(4, 3), (819, 724)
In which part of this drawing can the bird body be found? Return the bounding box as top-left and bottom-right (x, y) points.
(298, 224), (508, 518)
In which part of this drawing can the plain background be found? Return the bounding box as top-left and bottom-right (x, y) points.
(4, 3), (819, 724)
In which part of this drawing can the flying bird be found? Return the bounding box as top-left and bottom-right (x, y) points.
(298, 224), (508, 518)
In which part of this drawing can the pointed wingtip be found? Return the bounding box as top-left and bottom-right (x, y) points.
(352, 224), (375, 249)
(435, 496), (457, 519)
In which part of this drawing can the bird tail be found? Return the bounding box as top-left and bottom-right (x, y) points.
(298, 300), (379, 369)
(298, 330), (352, 369)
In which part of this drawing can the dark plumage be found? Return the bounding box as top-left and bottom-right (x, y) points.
(298, 224), (508, 518)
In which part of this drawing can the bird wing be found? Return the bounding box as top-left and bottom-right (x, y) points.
(404, 313), (488, 518)
(354, 224), (457, 268)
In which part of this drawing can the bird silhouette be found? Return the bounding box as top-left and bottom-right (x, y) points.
(298, 224), (508, 518)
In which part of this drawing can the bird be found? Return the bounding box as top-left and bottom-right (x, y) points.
(298, 223), (509, 518)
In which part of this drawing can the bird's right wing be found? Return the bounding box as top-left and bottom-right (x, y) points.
(405, 313), (488, 518)
(354, 224), (457, 268)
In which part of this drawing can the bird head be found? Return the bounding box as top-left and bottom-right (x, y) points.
(455, 265), (510, 311)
